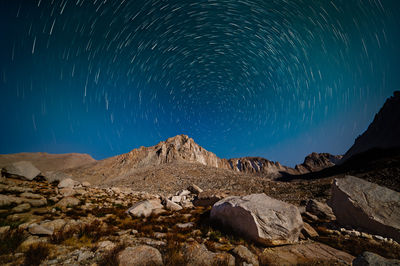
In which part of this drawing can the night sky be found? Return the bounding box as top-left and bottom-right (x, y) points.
(1, 0), (399, 166)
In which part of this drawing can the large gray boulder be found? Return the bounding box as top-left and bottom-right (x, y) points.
(3, 161), (40, 180)
(210, 193), (303, 246)
(329, 176), (400, 242)
(353, 252), (400, 266)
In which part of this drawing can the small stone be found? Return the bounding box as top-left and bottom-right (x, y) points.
(188, 184), (203, 194)
(171, 195), (182, 203)
(176, 222), (194, 229)
(97, 240), (116, 252)
(29, 223), (54, 235)
(82, 181), (91, 187)
(58, 178), (79, 188)
(178, 189), (191, 197)
(165, 199), (182, 211)
(301, 222), (319, 238)
(55, 197), (80, 208)
(77, 251), (93, 262)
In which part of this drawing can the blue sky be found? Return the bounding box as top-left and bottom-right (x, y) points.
(0, 0), (399, 166)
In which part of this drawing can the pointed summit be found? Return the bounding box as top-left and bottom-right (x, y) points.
(342, 91), (400, 161)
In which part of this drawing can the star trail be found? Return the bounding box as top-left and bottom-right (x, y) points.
(0, 0), (399, 165)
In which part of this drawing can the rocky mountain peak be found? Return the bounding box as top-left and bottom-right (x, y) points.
(342, 91), (400, 161)
(295, 153), (343, 174)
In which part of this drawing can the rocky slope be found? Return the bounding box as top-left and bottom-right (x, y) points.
(226, 157), (298, 177)
(342, 91), (400, 161)
(64, 135), (339, 185)
(0, 152), (95, 173)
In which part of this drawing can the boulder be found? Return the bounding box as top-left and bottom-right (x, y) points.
(82, 181), (91, 187)
(20, 192), (43, 200)
(12, 203), (31, 213)
(55, 197), (80, 208)
(260, 242), (354, 265)
(171, 195), (182, 203)
(28, 223), (54, 235)
(210, 193), (303, 246)
(188, 184), (203, 194)
(58, 178), (79, 188)
(59, 188), (77, 197)
(40, 219), (67, 232)
(177, 189), (191, 197)
(306, 199), (335, 221)
(127, 199), (163, 218)
(3, 161), (40, 180)
(44, 171), (73, 183)
(117, 245), (163, 266)
(0, 194), (23, 208)
(353, 252), (400, 266)
(329, 176), (400, 242)
(165, 199), (182, 211)
(193, 191), (227, 207)
(23, 198), (47, 207)
(232, 245), (259, 266)
(182, 241), (235, 266)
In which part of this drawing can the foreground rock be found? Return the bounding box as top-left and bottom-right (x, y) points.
(118, 245), (163, 266)
(182, 241), (235, 266)
(127, 199), (163, 217)
(330, 175), (400, 242)
(353, 251), (400, 266)
(261, 242), (354, 265)
(306, 199), (335, 221)
(2, 161), (40, 180)
(211, 193), (303, 246)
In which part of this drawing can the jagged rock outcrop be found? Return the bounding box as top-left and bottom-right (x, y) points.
(2, 161), (41, 180)
(295, 152), (343, 173)
(342, 91), (400, 161)
(66, 135), (233, 184)
(226, 157), (296, 177)
(329, 175), (400, 242)
(210, 193), (303, 246)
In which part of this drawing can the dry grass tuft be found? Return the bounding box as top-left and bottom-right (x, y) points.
(23, 243), (50, 266)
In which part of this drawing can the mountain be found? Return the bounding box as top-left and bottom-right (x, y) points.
(295, 153), (343, 174)
(226, 157), (297, 177)
(65, 135), (230, 185)
(0, 152), (95, 173)
(342, 91), (400, 161)
(64, 134), (339, 186)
